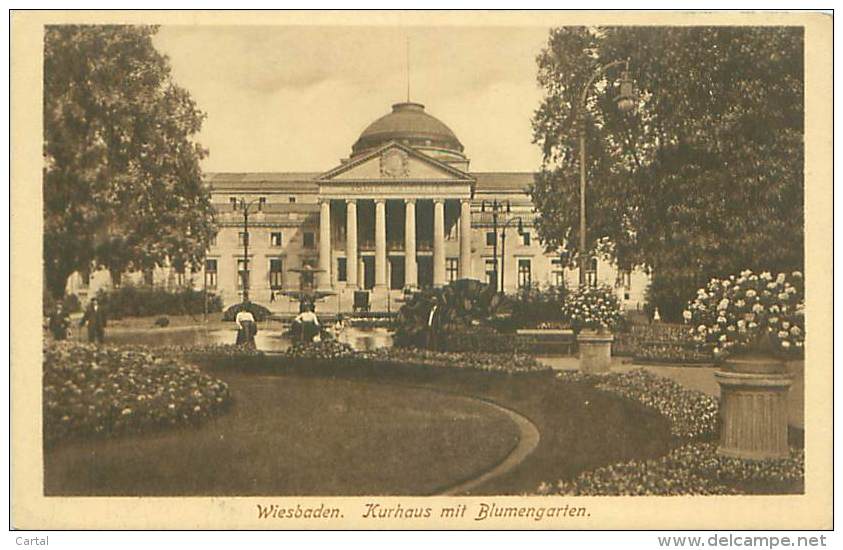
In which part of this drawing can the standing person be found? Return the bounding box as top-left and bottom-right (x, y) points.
(426, 297), (441, 351)
(48, 302), (70, 341)
(235, 303), (257, 349)
(294, 304), (320, 343)
(79, 297), (107, 344)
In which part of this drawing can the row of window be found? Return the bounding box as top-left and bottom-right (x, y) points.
(87, 257), (534, 291)
(228, 196), (297, 207)
(203, 258), (307, 290)
(484, 258), (534, 289)
(80, 257), (632, 294)
(218, 230), (533, 250)
(227, 231), (314, 249)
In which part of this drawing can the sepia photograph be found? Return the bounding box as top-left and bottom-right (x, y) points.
(10, 9), (833, 531)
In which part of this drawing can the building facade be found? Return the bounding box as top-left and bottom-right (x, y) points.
(68, 101), (649, 313)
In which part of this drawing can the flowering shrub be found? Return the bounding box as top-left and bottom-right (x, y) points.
(555, 369), (719, 439)
(536, 442), (804, 496)
(43, 342), (231, 445)
(685, 270), (804, 357)
(561, 284), (622, 333)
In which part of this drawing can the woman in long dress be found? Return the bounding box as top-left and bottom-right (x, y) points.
(235, 306), (257, 349)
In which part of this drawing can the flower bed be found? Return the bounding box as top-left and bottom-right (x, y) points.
(613, 322), (715, 363)
(360, 347), (549, 374)
(285, 340), (357, 360)
(536, 442), (804, 496)
(43, 342), (231, 445)
(555, 369), (719, 439)
(282, 340), (549, 374)
(634, 343), (715, 365)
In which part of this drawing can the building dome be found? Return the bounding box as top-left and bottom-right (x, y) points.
(351, 102), (466, 163)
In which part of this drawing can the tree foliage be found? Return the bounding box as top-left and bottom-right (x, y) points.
(44, 25), (216, 299)
(530, 27), (804, 320)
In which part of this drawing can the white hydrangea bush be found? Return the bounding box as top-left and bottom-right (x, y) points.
(684, 270), (804, 357)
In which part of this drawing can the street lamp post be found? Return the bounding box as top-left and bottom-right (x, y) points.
(576, 59), (636, 286)
(499, 216), (524, 294)
(233, 197), (266, 302)
(481, 199), (511, 291)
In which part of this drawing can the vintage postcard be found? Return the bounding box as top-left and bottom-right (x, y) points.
(10, 10), (833, 530)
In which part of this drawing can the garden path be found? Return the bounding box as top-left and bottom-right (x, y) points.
(437, 400), (540, 496)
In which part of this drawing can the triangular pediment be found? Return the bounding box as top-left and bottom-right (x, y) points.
(318, 142), (473, 182)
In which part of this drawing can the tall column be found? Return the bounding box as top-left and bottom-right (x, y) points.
(318, 199), (331, 290)
(404, 199), (418, 288)
(433, 199), (446, 287)
(459, 198), (472, 279)
(374, 199), (387, 289)
(345, 199), (358, 289)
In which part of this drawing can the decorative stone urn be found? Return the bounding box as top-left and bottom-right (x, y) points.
(715, 354), (793, 460)
(577, 329), (614, 374)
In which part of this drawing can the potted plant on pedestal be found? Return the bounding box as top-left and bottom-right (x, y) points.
(685, 270), (804, 459)
(562, 284), (622, 374)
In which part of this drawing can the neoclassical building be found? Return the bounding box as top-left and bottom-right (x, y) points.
(68, 101), (649, 314)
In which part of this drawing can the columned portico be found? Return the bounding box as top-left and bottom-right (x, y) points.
(317, 141), (475, 299)
(404, 199), (418, 288)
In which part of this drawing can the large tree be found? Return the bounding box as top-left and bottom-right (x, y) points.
(531, 27), (804, 320)
(43, 25), (216, 299)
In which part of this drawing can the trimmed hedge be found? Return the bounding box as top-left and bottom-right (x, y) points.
(96, 286), (222, 319)
(440, 326), (520, 353)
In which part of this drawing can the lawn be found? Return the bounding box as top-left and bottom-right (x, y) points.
(44, 358), (675, 496)
(44, 372), (521, 496)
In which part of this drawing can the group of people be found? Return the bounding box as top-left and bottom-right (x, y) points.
(47, 297), (108, 343)
(47, 295), (356, 350)
(234, 299), (347, 350)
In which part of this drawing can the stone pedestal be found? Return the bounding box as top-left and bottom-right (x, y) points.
(577, 331), (613, 374)
(715, 370), (793, 460)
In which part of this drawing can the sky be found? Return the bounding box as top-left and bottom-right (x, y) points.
(152, 26), (551, 173)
